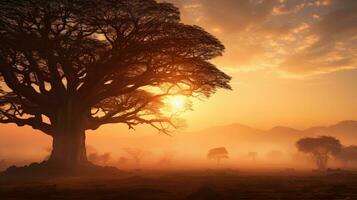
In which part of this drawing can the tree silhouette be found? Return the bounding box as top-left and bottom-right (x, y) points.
(0, 0), (231, 169)
(207, 147), (229, 166)
(123, 148), (150, 167)
(296, 136), (342, 171)
(336, 145), (357, 168)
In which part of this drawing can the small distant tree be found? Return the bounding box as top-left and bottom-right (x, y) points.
(123, 148), (150, 166)
(296, 136), (342, 170)
(336, 145), (357, 168)
(247, 152), (257, 162)
(207, 147), (229, 166)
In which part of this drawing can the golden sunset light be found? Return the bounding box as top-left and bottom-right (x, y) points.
(168, 96), (185, 111)
(1, 0), (357, 198)
(165, 95), (188, 114)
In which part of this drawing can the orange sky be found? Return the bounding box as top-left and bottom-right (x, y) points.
(1, 0), (357, 132)
(166, 0), (357, 130)
(1, 0), (357, 168)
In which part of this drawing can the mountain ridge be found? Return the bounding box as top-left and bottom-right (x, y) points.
(188, 120), (357, 150)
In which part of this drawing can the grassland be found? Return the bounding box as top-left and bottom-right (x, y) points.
(0, 170), (356, 200)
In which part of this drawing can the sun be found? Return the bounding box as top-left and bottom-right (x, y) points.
(166, 95), (187, 113)
(169, 96), (186, 111)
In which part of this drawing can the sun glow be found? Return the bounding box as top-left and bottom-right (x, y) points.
(164, 95), (188, 114)
(170, 96), (186, 112)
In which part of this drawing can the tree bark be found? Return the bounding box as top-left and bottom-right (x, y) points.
(48, 101), (88, 168)
(48, 128), (88, 168)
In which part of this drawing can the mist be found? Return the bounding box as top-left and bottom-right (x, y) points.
(2, 120), (356, 171)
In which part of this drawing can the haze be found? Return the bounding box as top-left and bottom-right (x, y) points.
(1, 0), (357, 171)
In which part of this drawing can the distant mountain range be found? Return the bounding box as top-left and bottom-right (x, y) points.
(182, 120), (357, 152)
(1, 120), (357, 163)
(269, 120), (357, 143)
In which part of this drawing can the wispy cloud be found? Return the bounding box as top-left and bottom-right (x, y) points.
(166, 0), (357, 77)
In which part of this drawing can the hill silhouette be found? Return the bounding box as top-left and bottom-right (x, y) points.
(183, 120), (357, 154)
(1, 120), (357, 168)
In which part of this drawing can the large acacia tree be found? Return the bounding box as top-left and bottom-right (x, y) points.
(0, 0), (231, 168)
(296, 136), (342, 170)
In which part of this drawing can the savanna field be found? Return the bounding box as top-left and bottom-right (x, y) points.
(1, 170), (357, 200)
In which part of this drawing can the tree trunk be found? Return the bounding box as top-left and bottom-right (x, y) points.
(49, 128), (88, 168)
(216, 158), (221, 166)
(315, 154), (328, 171)
(48, 101), (88, 168)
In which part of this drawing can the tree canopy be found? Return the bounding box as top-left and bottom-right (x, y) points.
(296, 136), (341, 155)
(336, 145), (357, 166)
(296, 136), (342, 170)
(0, 0), (231, 135)
(207, 147), (229, 166)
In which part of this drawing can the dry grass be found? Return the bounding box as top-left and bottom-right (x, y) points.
(0, 170), (356, 200)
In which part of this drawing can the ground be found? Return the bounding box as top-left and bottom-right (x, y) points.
(0, 170), (356, 200)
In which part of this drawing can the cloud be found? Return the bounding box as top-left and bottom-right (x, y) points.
(200, 0), (279, 32)
(278, 0), (357, 75)
(166, 0), (357, 76)
(273, 0), (306, 15)
(169, 0), (282, 67)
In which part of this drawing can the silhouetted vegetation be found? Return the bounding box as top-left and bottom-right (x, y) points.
(336, 145), (357, 168)
(0, 0), (231, 173)
(85, 145), (112, 166)
(296, 136), (342, 170)
(123, 148), (150, 167)
(207, 147), (229, 166)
